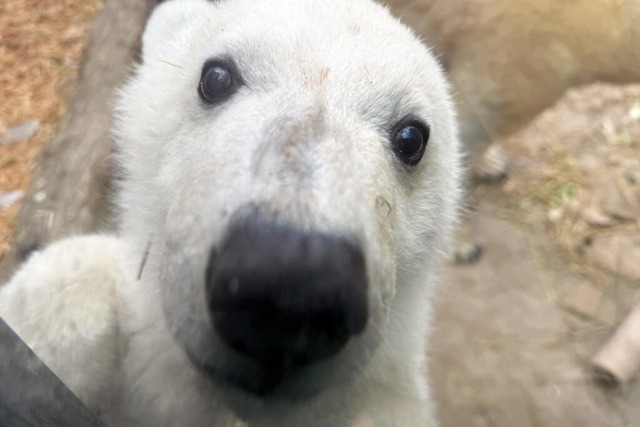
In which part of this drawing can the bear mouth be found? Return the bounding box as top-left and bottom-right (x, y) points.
(186, 348), (320, 398)
(201, 355), (298, 396)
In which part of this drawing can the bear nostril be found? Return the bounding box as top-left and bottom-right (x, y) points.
(205, 218), (367, 384)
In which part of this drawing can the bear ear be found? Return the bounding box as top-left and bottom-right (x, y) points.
(141, 0), (213, 61)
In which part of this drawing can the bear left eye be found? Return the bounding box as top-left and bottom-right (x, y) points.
(391, 119), (430, 166)
(198, 59), (240, 104)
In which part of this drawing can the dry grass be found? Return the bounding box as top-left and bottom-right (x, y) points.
(500, 84), (640, 282)
(0, 0), (102, 261)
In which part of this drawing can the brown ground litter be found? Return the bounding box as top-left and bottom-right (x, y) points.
(0, 0), (102, 262)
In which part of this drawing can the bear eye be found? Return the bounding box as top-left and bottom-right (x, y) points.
(391, 119), (430, 166)
(198, 59), (240, 104)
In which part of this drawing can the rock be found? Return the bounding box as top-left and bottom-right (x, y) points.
(33, 191), (47, 203)
(0, 119), (40, 145)
(547, 207), (564, 222)
(597, 298), (617, 326)
(580, 203), (613, 227)
(585, 234), (640, 280)
(562, 282), (617, 327)
(603, 116), (636, 147)
(628, 99), (640, 121)
(474, 143), (509, 182)
(594, 172), (640, 221)
(0, 191), (24, 210)
(563, 282), (603, 319)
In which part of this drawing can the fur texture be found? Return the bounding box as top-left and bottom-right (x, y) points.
(0, 1), (461, 425)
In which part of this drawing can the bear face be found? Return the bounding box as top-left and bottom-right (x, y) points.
(113, 0), (460, 417)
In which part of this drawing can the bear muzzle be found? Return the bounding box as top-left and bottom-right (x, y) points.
(205, 215), (368, 395)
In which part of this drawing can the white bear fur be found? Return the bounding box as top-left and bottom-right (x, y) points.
(0, 0), (461, 425)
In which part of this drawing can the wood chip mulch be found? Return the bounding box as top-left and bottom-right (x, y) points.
(0, 0), (102, 262)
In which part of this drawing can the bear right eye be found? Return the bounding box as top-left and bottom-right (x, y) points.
(390, 118), (430, 167)
(198, 59), (241, 104)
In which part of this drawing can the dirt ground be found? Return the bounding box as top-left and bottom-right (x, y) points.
(1, 3), (640, 427)
(431, 83), (640, 427)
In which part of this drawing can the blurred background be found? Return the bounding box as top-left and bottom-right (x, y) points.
(0, 0), (102, 256)
(1, 1), (639, 426)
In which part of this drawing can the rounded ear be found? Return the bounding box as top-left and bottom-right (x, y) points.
(142, 0), (214, 61)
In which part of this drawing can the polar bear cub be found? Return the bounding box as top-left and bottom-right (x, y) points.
(0, 0), (461, 425)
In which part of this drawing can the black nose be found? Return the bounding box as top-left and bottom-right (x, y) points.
(206, 218), (367, 392)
